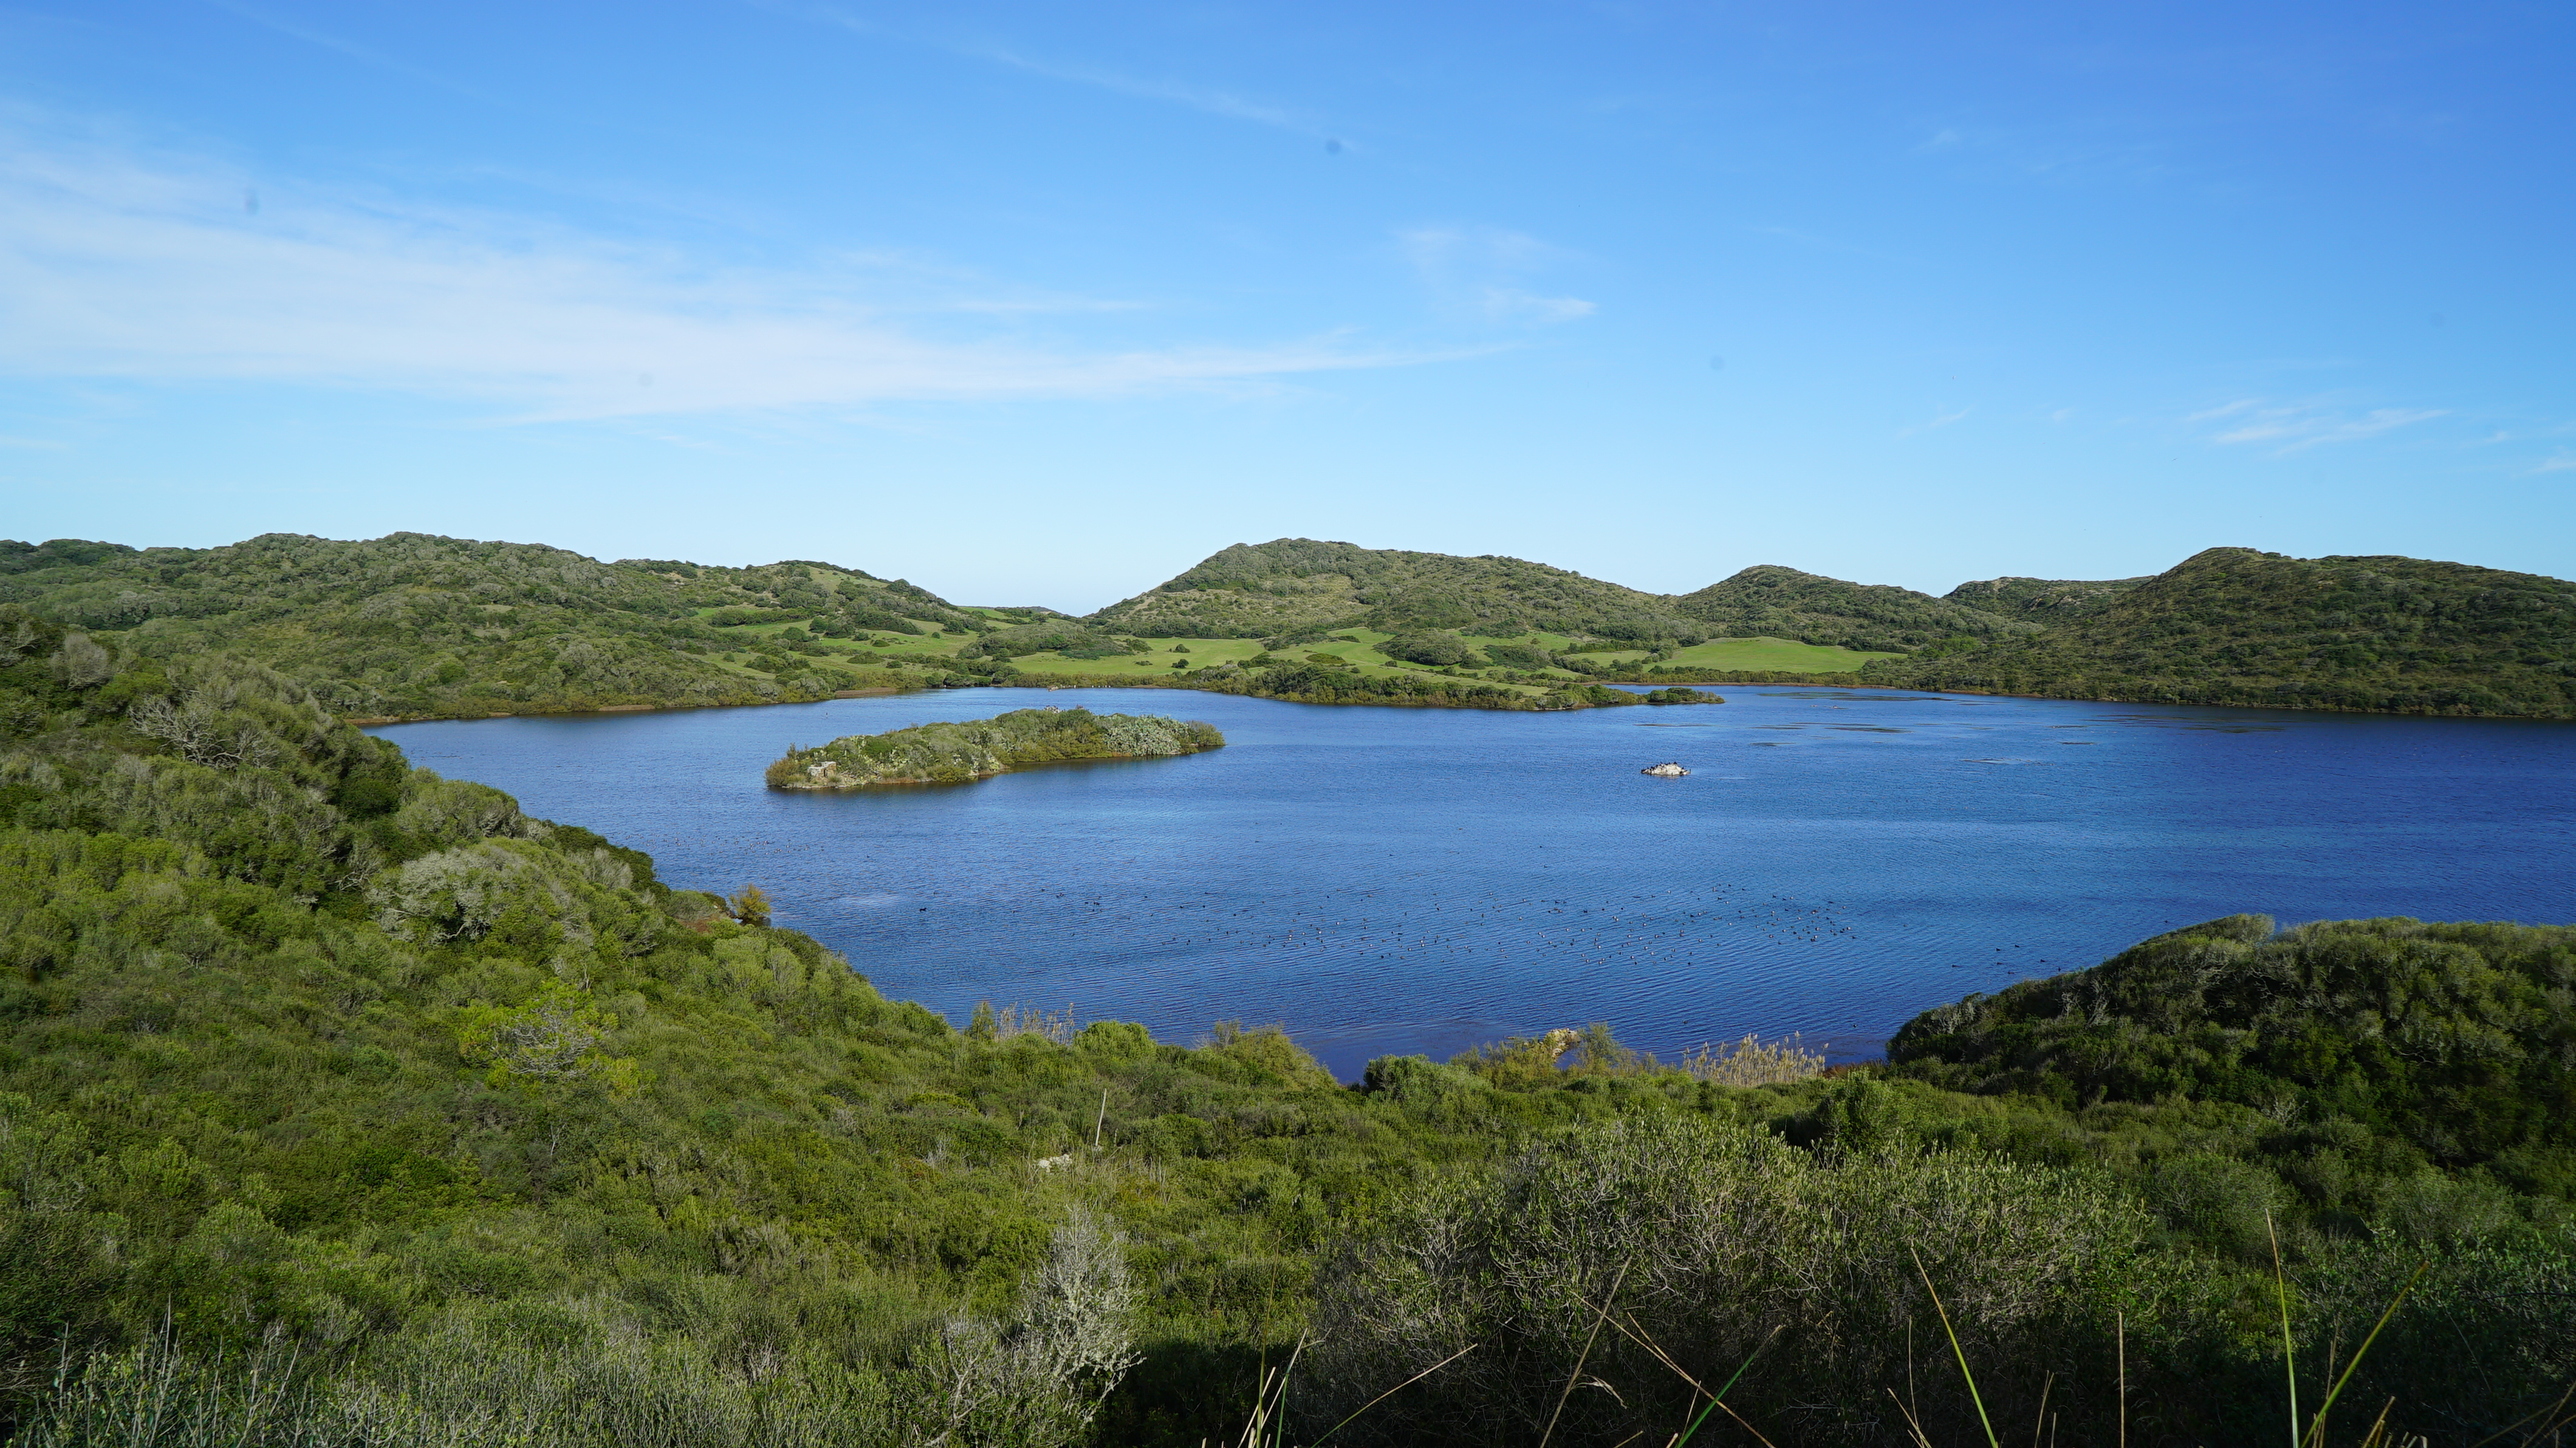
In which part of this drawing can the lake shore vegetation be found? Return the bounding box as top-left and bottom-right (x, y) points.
(0, 625), (2570, 1444)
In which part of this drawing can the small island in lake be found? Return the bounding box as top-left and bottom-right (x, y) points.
(766, 707), (1224, 789)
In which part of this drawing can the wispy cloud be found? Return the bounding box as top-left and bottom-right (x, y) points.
(1897, 406), (1971, 437)
(1744, 224), (1903, 262)
(207, 0), (511, 109)
(978, 49), (1307, 132)
(0, 118), (1434, 420)
(766, 2), (1325, 138)
(2193, 397), (2447, 454)
(1400, 227), (1594, 327)
(2532, 453), (2576, 475)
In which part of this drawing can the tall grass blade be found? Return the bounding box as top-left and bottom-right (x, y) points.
(2302, 1261), (2426, 1448)
(1307, 1344), (1477, 1448)
(2117, 1310), (2127, 1448)
(1910, 1245), (2000, 1448)
(1713, 1398), (1782, 1448)
(1670, 1324), (1784, 1448)
(1887, 1387), (1936, 1448)
(2465, 1373), (2576, 1447)
(1272, 1333), (1309, 1448)
(1540, 1260), (1631, 1448)
(2362, 1397), (2397, 1448)
(2270, 1210), (2300, 1448)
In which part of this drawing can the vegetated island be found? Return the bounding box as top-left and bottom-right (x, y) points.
(0, 624), (2569, 1443)
(765, 708), (1223, 790)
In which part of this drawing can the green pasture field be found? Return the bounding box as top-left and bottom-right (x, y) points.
(687, 620), (1888, 694)
(995, 632), (1566, 697)
(1658, 637), (1897, 672)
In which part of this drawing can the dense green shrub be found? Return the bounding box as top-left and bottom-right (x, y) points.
(1377, 634), (1480, 668)
(1303, 1114), (2144, 1446)
(1888, 914), (2576, 1172)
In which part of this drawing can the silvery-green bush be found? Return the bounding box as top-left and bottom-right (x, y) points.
(1303, 1113), (2143, 1447)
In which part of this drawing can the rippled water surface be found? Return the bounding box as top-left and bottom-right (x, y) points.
(372, 686), (2576, 1078)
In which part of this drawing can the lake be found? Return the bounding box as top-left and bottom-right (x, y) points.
(371, 685), (2576, 1080)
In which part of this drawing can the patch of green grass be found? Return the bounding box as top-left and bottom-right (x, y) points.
(1659, 637), (1901, 673)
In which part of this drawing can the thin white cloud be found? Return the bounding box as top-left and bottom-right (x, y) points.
(1400, 227), (1594, 328)
(207, 0), (512, 109)
(1897, 406), (1971, 437)
(978, 49), (1307, 132)
(1744, 224), (1906, 264)
(765, 2), (1322, 137)
(1480, 289), (1594, 324)
(0, 120), (1435, 420)
(2532, 454), (2576, 475)
(2195, 398), (2447, 454)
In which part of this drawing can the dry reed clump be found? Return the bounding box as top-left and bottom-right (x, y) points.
(965, 1002), (1081, 1043)
(995, 1003), (1080, 1043)
(1681, 1032), (1826, 1086)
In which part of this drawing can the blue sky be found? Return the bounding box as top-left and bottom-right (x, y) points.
(1, 1), (2568, 609)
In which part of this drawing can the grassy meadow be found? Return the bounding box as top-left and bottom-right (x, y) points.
(761, 622), (1893, 697)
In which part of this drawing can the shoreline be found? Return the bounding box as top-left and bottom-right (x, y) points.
(346, 671), (2576, 729)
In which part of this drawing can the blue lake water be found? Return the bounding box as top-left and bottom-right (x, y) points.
(371, 686), (2576, 1080)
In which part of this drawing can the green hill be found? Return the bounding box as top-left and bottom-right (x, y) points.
(1889, 913), (2576, 1180)
(0, 533), (1024, 720)
(1942, 573), (2153, 621)
(1674, 564), (2036, 652)
(1083, 538), (1708, 643)
(1875, 547), (2576, 717)
(0, 627), (2570, 1444)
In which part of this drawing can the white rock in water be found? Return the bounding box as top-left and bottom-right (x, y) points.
(1641, 762), (1688, 776)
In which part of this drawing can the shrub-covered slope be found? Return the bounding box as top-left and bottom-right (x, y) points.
(1084, 539), (1709, 642)
(1874, 547), (2576, 717)
(1889, 913), (2576, 1183)
(0, 534), (1004, 720)
(1675, 564), (2036, 652)
(0, 628), (1457, 1445)
(1943, 573), (2153, 621)
(767, 709), (1223, 789)
(0, 627), (2571, 1444)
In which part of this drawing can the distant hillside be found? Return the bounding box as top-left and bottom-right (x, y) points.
(1083, 538), (1708, 642)
(0, 533), (1010, 719)
(1877, 547), (2576, 718)
(1675, 565), (2036, 652)
(1942, 574), (2151, 622)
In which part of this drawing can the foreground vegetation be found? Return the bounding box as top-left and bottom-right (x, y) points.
(765, 709), (1223, 790)
(1, 617), (2571, 1444)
